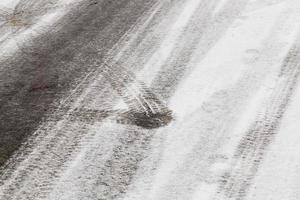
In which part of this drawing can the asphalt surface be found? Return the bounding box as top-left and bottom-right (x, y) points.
(0, 0), (157, 166)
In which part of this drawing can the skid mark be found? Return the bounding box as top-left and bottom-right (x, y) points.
(0, 123), (94, 199)
(113, 0), (186, 70)
(89, 128), (156, 200)
(217, 40), (300, 200)
(2, 1), (298, 200)
(43, 124), (128, 200)
(98, 62), (173, 128)
(120, 4), (299, 199)
(55, 1), (163, 109)
(0, 1), (171, 199)
(55, 60), (174, 129)
(47, 127), (156, 200)
(0, 0), (159, 168)
(100, 63), (163, 114)
(35, 61), (172, 199)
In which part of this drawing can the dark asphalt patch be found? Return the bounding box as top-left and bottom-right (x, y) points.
(0, 0), (156, 167)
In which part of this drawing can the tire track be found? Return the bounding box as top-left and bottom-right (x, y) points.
(43, 61), (173, 130)
(2, 1), (294, 200)
(0, 1), (166, 199)
(112, 0), (187, 74)
(0, 1), (197, 199)
(37, 61), (172, 199)
(99, 62), (173, 128)
(151, 0), (249, 101)
(217, 38), (300, 200)
(120, 3), (299, 199)
(0, 0), (156, 169)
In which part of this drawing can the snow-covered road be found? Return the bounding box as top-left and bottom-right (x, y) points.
(0, 0), (300, 199)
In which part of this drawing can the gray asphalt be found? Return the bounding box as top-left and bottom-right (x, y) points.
(0, 0), (156, 166)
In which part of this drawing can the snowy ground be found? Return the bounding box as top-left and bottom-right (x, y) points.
(0, 0), (300, 200)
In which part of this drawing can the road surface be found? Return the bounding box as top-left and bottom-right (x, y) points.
(0, 0), (300, 199)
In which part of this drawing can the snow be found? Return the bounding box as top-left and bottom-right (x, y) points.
(246, 79), (300, 200)
(138, 0), (202, 85)
(0, 0), (300, 199)
(0, 0), (19, 9)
